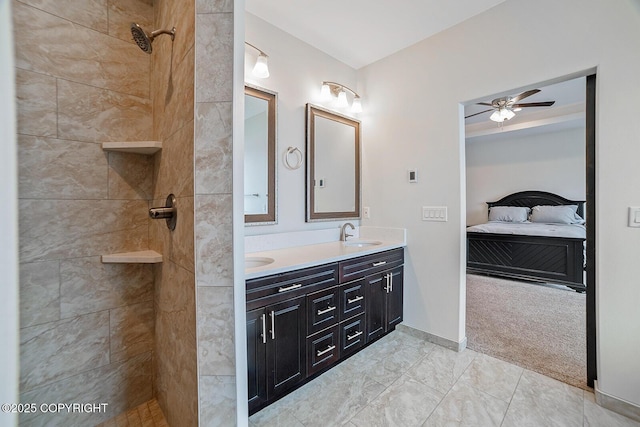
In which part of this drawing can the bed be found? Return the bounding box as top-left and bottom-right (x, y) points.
(466, 191), (586, 292)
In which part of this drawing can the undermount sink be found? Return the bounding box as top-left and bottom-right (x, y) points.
(343, 240), (382, 248)
(245, 256), (275, 269)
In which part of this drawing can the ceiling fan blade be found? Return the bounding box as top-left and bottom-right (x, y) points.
(510, 89), (541, 104)
(512, 101), (556, 108)
(465, 109), (493, 119)
(476, 102), (493, 106)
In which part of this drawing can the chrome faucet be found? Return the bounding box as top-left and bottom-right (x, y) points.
(340, 222), (355, 241)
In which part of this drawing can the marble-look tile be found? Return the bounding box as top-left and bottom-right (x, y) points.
(195, 102), (233, 195)
(148, 399), (170, 427)
(20, 311), (110, 392)
(585, 392), (640, 427)
(108, 151), (154, 200)
(18, 135), (109, 199)
(110, 300), (154, 362)
(196, 0), (232, 13)
(155, 0), (195, 67)
(149, 196), (194, 272)
(158, 47), (195, 142)
(501, 369), (583, 427)
(154, 260), (198, 427)
(19, 260), (60, 328)
(249, 401), (303, 427)
(19, 352), (152, 427)
(407, 346), (478, 394)
(13, 1), (149, 98)
(57, 79), (152, 144)
(153, 120), (194, 199)
(19, 199), (149, 262)
(15, 68), (57, 137)
(60, 257), (153, 318)
(17, 0), (109, 33)
(422, 382), (509, 427)
(197, 286), (235, 375)
(199, 375), (236, 427)
(457, 353), (523, 402)
(350, 374), (444, 427)
(108, 0), (153, 43)
(195, 194), (233, 287)
(195, 13), (233, 102)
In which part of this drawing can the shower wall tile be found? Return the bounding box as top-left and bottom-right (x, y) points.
(19, 261), (60, 328)
(15, 68), (57, 137)
(161, 47), (195, 141)
(108, 0), (154, 43)
(20, 310), (110, 392)
(108, 151), (154, 200)
(149, 196), (194, 273)
(153, 119), (194, 199)
(18, 135), (109, 199)
(110, 300), (154, 363)
(197, 286), (235, 375)
(59, 257), (153, 318)
(57, 79), (152, 144)
(195, 13), (233, 103)
(17, 0), (109, 34)
(199, 376), (236, 427)
(13, 1), (150, 98)
(195, 194), (233, 287)
(195, 102), (232, 194)
(196, 0), (233, 14)
(19, 199), (149, 262)
(19, 352), (152, 427)
(155, 0), (195, 66)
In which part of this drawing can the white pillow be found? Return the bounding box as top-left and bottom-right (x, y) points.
(530, 205), (585, 225)
(488, 206), (530, 223)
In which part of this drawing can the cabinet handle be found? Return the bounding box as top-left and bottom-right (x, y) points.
(278, 283), (302, 293)
(347, 330), (363, 341)
(347, 295), (363, 304)
(317, 306), (336, 315)
(269, 311), (275, 340)
(316, 345), (336, 357)
(372, 261), (387, 267)
(390, 273), (393, 292)
(385, 273), (391, 293)
(261, 313), (266, 344)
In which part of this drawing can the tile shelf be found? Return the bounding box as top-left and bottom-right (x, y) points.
(101, 250), (163, 264)
(101, 141), (162, 155)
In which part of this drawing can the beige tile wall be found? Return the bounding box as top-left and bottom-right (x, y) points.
(14, 0), (155, 424)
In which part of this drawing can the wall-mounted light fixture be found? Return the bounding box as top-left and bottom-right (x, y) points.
(320, 81), (362, 113)
(245, 42), (269, 78)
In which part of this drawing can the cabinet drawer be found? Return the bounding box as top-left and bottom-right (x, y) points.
(306, 325), (340, 376)
(340, 281), (365, 319)
(307, 286), (340, 336)
(339, 248), (403, 283)
(340, 314), (366, 357)
(247, 263), (338, 310)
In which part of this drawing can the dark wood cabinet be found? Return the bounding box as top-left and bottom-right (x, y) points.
(365, 266), (404, 342)
(246, 308), (267, 410)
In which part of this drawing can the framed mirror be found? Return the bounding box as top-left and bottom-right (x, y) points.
(245, 85), (277, 224)
(306, 104), (361, 221)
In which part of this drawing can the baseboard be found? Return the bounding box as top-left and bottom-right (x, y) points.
(594, 380), (640, 422)
(396, 324), (467, 352)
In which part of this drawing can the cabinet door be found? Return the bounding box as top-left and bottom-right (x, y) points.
(266, 296), (306, 398)
(247, 308), (267, 412)
(341, 280), (366, 319)
(365, 273), (386, 342)
(386, 266), (404, 331)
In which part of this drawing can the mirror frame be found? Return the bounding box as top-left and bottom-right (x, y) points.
(306, 103), (361, 222)
(245, 85), (277, 224)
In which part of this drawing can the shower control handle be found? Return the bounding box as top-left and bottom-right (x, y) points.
(149, 207), (175, 219)
(149, 194), (177, 231)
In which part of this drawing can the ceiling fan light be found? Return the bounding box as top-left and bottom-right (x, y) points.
(337, 90), (349, 108)
(351, 96), (362, 113)
(504, 109), (515, 120)
(252, 54), (269, 78)
(489, 110), (503, 122)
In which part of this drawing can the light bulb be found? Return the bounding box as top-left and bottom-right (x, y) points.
(351, 97), (362, 113)
(337, 90), (348, 108)
(320, 83), (331, 101)
(252, 54), (269, 78)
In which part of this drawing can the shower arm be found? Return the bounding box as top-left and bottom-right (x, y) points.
(150, 27), (176, 42)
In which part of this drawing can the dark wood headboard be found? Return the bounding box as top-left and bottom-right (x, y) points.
(487, 190), (585, 219)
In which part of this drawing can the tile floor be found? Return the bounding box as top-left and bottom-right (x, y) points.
(96, 399), (168, 427)
(250, 329), (640, 427)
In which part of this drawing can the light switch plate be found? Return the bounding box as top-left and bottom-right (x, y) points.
(628, 207), (640, 227)
(422, 206), (447, 222)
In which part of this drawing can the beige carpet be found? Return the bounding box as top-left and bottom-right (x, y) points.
(466, 274), (588, 390)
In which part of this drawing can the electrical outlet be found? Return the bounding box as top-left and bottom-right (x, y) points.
(363, 207), (370, 219)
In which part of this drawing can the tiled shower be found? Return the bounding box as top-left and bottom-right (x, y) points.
(14, 0), (236, 425)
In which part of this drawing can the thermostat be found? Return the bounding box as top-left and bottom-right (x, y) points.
(408, 169), (418, 183)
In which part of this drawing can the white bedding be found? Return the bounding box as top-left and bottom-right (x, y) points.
(466, 221), (586, 239)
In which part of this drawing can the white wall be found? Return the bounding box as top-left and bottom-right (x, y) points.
(466, 127), (586, 225)
(359, 0), (640, 407)
(0, 0), (19, 425)
(244, 12), (359, 235)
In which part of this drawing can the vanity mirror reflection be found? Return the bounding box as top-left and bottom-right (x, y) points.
(306, 104), (361, 221)
(245, 85), (277, 224)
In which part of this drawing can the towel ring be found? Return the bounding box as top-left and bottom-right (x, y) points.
(284, 146), (303, 170)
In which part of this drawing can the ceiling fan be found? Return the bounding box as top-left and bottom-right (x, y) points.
(465, 89), (556, 122)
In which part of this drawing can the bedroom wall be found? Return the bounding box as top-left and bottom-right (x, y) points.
(358, 0), (640, 409)
(466, 127), (586, 225)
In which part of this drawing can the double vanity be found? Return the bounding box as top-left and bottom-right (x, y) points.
(245, 228), (406, 414)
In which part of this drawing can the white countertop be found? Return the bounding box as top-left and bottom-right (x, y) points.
(245, 227), (406, 279)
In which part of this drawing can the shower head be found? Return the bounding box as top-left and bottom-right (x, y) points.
(130, 23), (176, 54)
